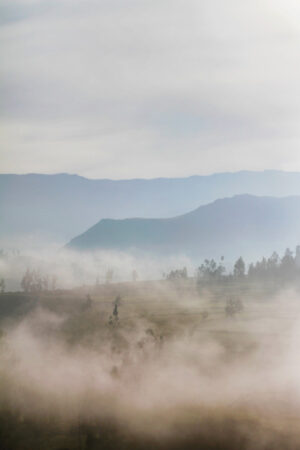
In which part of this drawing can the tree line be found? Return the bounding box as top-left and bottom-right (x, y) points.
(166, 245), (300, 285)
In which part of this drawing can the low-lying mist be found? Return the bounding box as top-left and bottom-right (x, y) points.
(0, 245), (194, 291)
(1, 283), (300, 449)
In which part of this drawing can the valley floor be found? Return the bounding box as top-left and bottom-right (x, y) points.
(1, 279), (300, 449)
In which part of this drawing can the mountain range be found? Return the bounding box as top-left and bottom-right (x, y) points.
(67, 195), (300, 262)
(2, 170), (300, 243)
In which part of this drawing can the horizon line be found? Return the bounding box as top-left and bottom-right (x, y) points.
(0, 169), (299, 182)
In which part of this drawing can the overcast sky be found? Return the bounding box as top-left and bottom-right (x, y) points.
(1, 0), (300, 179)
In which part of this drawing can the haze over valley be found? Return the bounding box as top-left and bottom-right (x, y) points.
(2, 170), (300, 244)
(1, 0), (300, 448)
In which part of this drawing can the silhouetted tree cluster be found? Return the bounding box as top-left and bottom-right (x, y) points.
(197, 257), (225, 283)
(248, 246), (300, 282)
(21, 269), (57, 293)
(166, 267), (188, 281)
(196, 246), (300, 287)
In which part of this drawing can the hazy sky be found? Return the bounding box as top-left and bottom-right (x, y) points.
(1, 0), (300, 179)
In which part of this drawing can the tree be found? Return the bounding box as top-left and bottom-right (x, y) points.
(248, 263), (255, 278)
(197, 259), (225, 282)
(266, 252), (279, 277)
(233, 257), (245, 278)
(0, 278), (5, 294)
(21, 269), (33, 292)
(109, 295), (121, 326)
(166, 267), (188, 281)
(280, 248), (296, 280)
(21, 270), (56, 293)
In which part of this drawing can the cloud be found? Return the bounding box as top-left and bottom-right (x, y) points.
(1, 0), (300, 178)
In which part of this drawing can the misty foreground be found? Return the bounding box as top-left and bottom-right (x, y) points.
(1, 279), (300, 449)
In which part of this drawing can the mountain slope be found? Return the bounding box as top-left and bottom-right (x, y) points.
(2, 171), (300, 242)
(67, 195), (300, 261)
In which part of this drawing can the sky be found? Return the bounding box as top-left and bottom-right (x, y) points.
(1, 0), (300, 179)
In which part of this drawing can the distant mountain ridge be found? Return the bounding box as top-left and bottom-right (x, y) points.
(67, 195), (300, 261)
(2, 171), (300, 242)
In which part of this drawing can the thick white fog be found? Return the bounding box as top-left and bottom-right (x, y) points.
(1, 291), (300, 447)
(0, 245), (194, 291)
